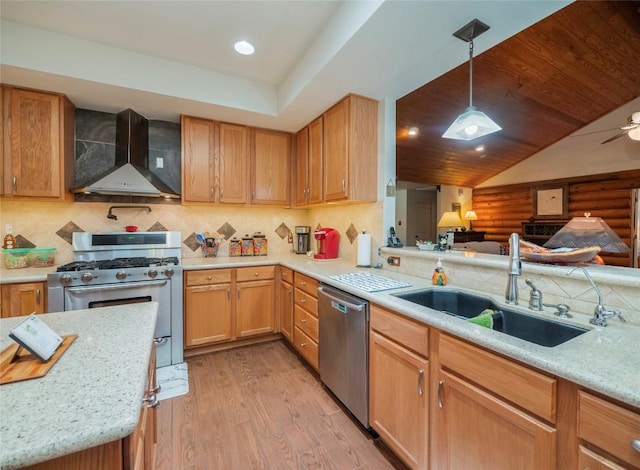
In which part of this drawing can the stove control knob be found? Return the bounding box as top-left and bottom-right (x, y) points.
(60, 274), (73, 286)
(147, 269), (158, 279)
(164, 268), (175, 278)
(80, 272), (94, 283)
(116, 271), (127, 281)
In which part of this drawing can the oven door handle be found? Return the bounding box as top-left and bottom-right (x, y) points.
(66, 280), (169, 293)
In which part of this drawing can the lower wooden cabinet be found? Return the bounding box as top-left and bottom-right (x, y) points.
(184, 266), (275, 348)
(578, 445), (627, 470)
(184, 269), (232, 347)
(436, 369), (556, 470)
(1, 282), (46, 318)
(578, 390), (640, 469)
(292, 272), (319, 369)
(278, 267), (294, 341)
(369, 304), (429, 469)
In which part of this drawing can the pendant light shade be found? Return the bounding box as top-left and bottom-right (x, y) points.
(443, 19), (501, 141)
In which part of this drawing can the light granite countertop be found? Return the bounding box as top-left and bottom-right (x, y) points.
(0, 303), (158, 470)
(184, 253), (640, 409)
(2, 253), (639, 412)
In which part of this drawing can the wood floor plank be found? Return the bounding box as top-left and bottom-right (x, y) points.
(155, 340), (397, 470)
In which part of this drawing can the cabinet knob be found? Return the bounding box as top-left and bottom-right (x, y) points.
(207, 276), (212, 280)
(254, 272), (259, 276)
(632, 439), (640, 452)
(300, 299), (306, 303)
(301, 281), (306, 286)
(300, 318), (306, 323)
(300, 342), (307, 348)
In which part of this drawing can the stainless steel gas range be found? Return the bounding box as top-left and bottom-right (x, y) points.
(47, 231), (183, 367)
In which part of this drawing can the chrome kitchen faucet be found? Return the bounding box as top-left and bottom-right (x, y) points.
(505, 233), (521, 305)
(566, 267), (626, 327)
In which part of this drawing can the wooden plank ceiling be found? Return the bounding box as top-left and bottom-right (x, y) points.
(396, 1), (640, 188)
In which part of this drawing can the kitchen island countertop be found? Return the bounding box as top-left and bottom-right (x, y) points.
(0, 303), (158, 470)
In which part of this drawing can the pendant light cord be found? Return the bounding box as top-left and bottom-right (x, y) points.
(468, 39), (474, 108)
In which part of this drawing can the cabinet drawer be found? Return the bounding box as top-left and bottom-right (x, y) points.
(280, 267), (294, 285)
(370, 304), (429, 358)
(439, 334), (557, 423)
(237, 265), (275, 282)
(293, 325), (318, 370)
(294, 289), (318, 316)
(186, 269), (232, 286)
(578, 445), (627, 470)
(294, 272), (318, 297)
(578, 391), (640, 467)
(294, 305), (318, 342)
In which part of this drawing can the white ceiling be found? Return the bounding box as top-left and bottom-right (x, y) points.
(0, 0), (569, 132)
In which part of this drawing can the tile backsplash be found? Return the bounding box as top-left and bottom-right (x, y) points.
(1, 200), (383, 264)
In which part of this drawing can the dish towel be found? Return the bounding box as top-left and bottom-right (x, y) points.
(467, 309), (495, 329)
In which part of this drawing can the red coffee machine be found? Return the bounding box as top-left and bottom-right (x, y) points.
(313, 228), (339, 259)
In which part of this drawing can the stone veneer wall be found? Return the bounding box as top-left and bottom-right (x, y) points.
(381, 247), (640, 326)
(1, 200), (382, 263)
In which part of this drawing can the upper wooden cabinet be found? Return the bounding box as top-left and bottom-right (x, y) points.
(323, 94), (378, 203)
(2, 86), (75, 201)
(219, 123), (248, 204)
(295, 116), (323, 206)
(181, 116), (216, 203)
(182, 118), (249, 204)
(250, 128), (290, 206)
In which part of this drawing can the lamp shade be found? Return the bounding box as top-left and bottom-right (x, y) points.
(437, 211), (464, 229)
(544, 216), (629, 253)
(464, 210), (478, 221)
(442, 106), (502, 141)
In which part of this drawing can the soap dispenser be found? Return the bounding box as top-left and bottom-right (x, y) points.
(432, 257), (447, 286)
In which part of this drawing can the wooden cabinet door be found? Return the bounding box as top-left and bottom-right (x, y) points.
(184, 284), (232, 346)
(323, 98), (349, 202)
(295, 127), (309, 206)
(578, 446), (627, 470)
(436, 369), (556, 470)
(7, 88), (62, 198)
(279, 280), (294, 342)
(251, 128), (290, 205)
(1, 282), (46, 317)
(219, 123), (248, 204)
(307, 116), (324, 205)
(370, 330), (428, 469)
(181, 116), (216, 202)
(236, 279), (275, 337)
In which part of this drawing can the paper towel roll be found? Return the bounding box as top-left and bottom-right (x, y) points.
(357, 233), (372, 267)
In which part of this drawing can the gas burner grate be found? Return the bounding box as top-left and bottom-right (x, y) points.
(56, 256), (180, 272)
(329, 272), (411, 292)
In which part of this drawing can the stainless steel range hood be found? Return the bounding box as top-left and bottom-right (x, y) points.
(74, 109), (180, 198)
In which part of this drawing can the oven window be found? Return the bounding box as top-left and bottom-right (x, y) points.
(88, 296), (152, 309)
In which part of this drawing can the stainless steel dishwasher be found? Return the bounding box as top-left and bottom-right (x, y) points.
(318, 284), (370, 428)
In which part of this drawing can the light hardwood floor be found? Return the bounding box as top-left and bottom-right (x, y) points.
(154, 340), (402, 470)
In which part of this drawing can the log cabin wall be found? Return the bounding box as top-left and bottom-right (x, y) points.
(472, 169), (640, 267)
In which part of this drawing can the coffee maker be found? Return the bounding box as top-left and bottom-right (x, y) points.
(294, 226), (311, 254)
(313, 228), (339, 259)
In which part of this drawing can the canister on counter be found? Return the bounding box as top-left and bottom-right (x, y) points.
(253, 232), (268, 256)
(229, 237), (242, 257)
(241, 234), (254, 256)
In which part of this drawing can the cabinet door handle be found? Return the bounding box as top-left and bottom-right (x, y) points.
(632, 439), (640, 452)
(153, 337), (168, 345)
(237, 288), (240, 299)
(418, 369), (424, 396)
(12, 176), (17, 191)
(252, 191), (256, 199)
(35, 289), (41, 305)
(227, 288), (230, 300)
(220, 188), (224, 198)
(438, 380), (444, 408)
(143, 394), (160, 408)
(210, 186), (214, 198)
(341, 179), (346, 192)
(149, 384), (161, 394)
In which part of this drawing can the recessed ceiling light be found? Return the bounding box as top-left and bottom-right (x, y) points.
(475, 144), (485, 152)
(234, 40), (254, 55)
(408, 127), (419, 136)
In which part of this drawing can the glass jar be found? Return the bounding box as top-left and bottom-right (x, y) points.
(253, 232), (268, 256)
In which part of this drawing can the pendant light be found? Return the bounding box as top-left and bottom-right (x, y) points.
(442, 19), (501, 141)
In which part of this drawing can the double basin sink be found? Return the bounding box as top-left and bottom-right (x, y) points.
(393, 288), (589, 347)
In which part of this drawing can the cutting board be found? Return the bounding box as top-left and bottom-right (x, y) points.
(0, 334), (77, 385)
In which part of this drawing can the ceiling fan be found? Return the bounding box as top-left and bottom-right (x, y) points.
(574, 111), (640, 144)
(600, 111), (640, 144)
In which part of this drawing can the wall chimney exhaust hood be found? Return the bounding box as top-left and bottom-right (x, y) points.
(73, 109), (180, 198)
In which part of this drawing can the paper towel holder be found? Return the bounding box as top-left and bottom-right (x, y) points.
(356, 231), (373, 268)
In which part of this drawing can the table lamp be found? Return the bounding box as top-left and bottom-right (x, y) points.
(437, 211), (464, 249)
(465, 210), (478, 231)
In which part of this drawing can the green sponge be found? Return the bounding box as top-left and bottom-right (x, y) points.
(467, 309), (494, 329)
